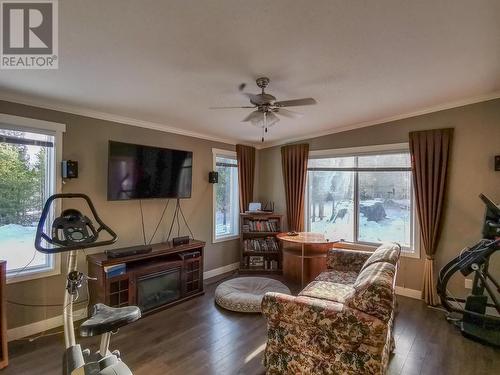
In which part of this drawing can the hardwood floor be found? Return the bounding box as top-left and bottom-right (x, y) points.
(4, 275), (499, 374)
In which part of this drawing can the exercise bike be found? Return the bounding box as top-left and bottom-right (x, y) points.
(35, 193), (141, 375)
(437, 194), (500, 347)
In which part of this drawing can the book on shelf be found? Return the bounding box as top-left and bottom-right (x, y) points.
(104, 263), (126, 278)
(243, 237), (279, 252)
(247, 257), (278, 271)
(264, 260), (278, 270)
(242, 219), (280, 233)
(248, 256), (264, 268)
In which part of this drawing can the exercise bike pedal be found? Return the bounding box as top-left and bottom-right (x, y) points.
(111, 350), (121, 359)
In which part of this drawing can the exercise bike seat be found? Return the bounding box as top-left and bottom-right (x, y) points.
(80, 303), (141, 337)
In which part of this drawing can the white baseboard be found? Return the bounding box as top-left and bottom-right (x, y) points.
(395, 286), (421, 300)
(203, 262), (239, 280)
(7, 308), (88, 342)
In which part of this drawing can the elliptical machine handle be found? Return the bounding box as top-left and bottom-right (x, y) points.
(35, 193), (118, 254)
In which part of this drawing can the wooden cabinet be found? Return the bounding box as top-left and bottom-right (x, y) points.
(182, 254), (202, 296)
(87, 240), (205, 317)
(239, 213), (283, 274)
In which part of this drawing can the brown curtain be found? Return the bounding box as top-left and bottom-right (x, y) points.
(409, 128), (453, 306)
(236, 144), (256, 213)
(281, 144), (309, 231)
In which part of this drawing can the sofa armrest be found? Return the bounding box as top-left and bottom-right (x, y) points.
(327, 248), (373, 272)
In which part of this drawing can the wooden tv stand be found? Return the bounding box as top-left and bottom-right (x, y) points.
(87, 240), (205, 317)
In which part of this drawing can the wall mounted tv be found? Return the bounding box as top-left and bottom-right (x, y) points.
(108, 141), (193, 200)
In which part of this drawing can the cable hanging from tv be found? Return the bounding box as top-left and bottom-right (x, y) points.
(166, 199), (195, 242)
(138, 198), (195, 247)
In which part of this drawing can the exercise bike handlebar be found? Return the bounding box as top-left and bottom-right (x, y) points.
(35, 193), (118, 254)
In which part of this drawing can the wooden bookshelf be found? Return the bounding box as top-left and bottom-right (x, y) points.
(239, 213), (283, 274)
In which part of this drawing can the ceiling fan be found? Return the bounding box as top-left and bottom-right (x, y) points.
(210, 77), (317, 142)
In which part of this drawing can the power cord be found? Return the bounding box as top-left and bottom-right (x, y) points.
(148, 199), (170, 244)
(139, 199), (147, 245)
(178, 200), (195, 239)
(166, 200), (180, 242)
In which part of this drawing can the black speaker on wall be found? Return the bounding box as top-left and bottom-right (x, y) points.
(495, 155), (500, 171)
(209, 171), (218, 183)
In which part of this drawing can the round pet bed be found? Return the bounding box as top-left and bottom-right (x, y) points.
(215, 277), (291, 313)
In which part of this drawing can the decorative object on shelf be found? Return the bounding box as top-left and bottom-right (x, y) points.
(239, 212), (283, 274)
(248, 202), (262, 212)
(215, 277), (290, 313)
(262, 201), (275, 212)
(208, 171), (218, 183)
(172, 235), (190, 246)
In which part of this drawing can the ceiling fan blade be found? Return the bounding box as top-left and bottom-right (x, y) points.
(274, 108), (303, 119)
(242, 110), (264, 122)
(209, 106), (256, 109)
(274, 98), (317, 107)
(242, 92), (262, 103)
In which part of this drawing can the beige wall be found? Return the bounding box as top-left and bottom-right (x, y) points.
(1, 98), (499, 330)
(0, 100), (240, 329)
(257, 99), (500, 294)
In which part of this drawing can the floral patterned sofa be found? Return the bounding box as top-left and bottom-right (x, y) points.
(261, 242), (401, 375)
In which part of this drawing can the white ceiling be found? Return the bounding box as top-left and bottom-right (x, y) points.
(1, 0), (499, 147)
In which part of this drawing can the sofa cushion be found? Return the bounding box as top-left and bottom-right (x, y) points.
(361, 243), (400, 271)
(345, 262), (396, 322)
(299, 281), (355, 304)
(314, 270), (358, 284)
(327, 248), (372, 272)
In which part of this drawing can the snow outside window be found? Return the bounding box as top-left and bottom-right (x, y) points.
(213, 150), (239, 242)
(0, 127), (58, 278)
(306, 147), (418, 255)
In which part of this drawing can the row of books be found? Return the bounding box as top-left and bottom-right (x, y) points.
(242, 219), (280, 232)
(247, 256), (279, 270)
(243, 237), (279, 252)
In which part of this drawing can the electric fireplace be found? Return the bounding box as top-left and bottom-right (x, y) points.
(137, 267), (181, 312)
(87, 240), (205, 317)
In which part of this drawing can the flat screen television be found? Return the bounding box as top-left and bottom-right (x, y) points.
(107, 141), (192, 200)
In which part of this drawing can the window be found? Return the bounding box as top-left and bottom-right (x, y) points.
(306, 144), (418, 255)
(213, 149), (239, 242)
(0, 114), (64, 281)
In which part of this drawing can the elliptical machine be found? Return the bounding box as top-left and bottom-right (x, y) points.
(35, 193), (141, 375)
(437, 194), (500, 346)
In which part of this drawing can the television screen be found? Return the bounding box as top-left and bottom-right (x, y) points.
(108, 141), (192, 200)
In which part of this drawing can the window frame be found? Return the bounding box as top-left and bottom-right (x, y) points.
(0, 114), (65, 283)
(212, 148), (240, 243)
(306, 143), (420, 258)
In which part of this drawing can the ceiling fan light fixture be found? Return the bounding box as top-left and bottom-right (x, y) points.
(210, 76), (317, 142)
